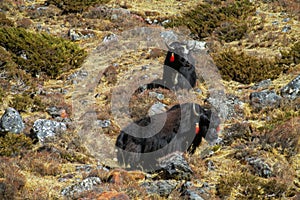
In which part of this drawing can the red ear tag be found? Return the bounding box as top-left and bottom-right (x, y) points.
(195, 123), (200, 134)
(170, 53), (175, 62)
(216, 125), (221, 132)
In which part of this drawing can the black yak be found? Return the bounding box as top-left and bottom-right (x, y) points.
(115, 103), (221, 170)
(139, 41), (198, 92)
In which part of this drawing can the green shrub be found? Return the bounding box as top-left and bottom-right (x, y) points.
(0, 27), (87, 78)
(47, 0), (110, 14)
(165, 0), (255, 41)
(217, 172), (288, 199)
(279, 41), (300, 66)
(9, 93), (45, 113)
(213, 48), (285, 84)
(0, 133), (33, 156)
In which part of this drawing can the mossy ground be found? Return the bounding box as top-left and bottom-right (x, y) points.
(0, 0), (299, 199)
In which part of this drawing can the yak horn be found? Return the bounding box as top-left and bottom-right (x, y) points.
(187, 40), (196, 51)
(165, 42), (175, 51)
(193, 103), (200, 116)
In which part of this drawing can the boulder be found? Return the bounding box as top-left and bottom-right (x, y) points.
(157, 152), (193, 180)
(0, 107), (24, 134)
(250, 90), (281, 109)
(32, 119), (67, 143)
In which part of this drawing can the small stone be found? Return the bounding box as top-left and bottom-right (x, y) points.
(282, 25), (291, 33)
(0, 107), (24, 134)
(148, 102), (167, 116)
(141, 180), (178, 197)
(282, 18), (290, 22)
(103, 34), (118, 43)
(61, 177), (101, 197)
(97, 120), (111, 128)
(281, 74), (300, 100)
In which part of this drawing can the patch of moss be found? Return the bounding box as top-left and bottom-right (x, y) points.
(213, 48), (285, 84)
(217, 172), (288, 199)
(165, 0), (255, 41)
(0, 27), (87, 79)
(9, 94), (45, 113)
(0, 133), (33, 157)
(46, 0), (110, 14)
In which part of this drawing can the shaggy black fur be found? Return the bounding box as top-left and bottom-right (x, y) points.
(115, 103), (220, 170)
(138, 50), (197, 92)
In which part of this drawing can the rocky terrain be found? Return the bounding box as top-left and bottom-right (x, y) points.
(0, 0), (299, 199)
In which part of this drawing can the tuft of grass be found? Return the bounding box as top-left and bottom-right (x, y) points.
(0, 27), (87, 79)
(212, 48), (286, 84)
(0, 133), (33, 157)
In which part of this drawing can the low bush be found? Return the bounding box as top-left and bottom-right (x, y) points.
(213, 48), (285, 84)
(0, 157), (26, 199)
(279, 41), (300, 66)
(9, 93), (45, 113)
(46, 0), (111, 14)
(0, 27), (87, 79)
(217, 172), (288, 199)
(165, 0), (255, 41)
(0, 133), (33, 157)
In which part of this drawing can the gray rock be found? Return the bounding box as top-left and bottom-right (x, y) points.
(160, 30), (178, 42)
(282, 18), (290, 22)
(0, 107), (24, 134)
(97, 119), (111, 128)
(68, 29), (95, 41)
(148, 102), (167, 116)
(61, 177), (101, 197)
(149, 91), (164, 100)
(33, 119), (67, 143)
(103, 33), (118, 43)
(46, 106), (62, 118)
(245, 157), (273, 178)
(157, 152), (193, 180)
(180, 181), (211, 200)
(250, 90), (282, 109)
(281, 74), (300, 100)
(251, 79), (272, 90)
(282, 25), (291, 33)
(141, 180), (178, 197)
